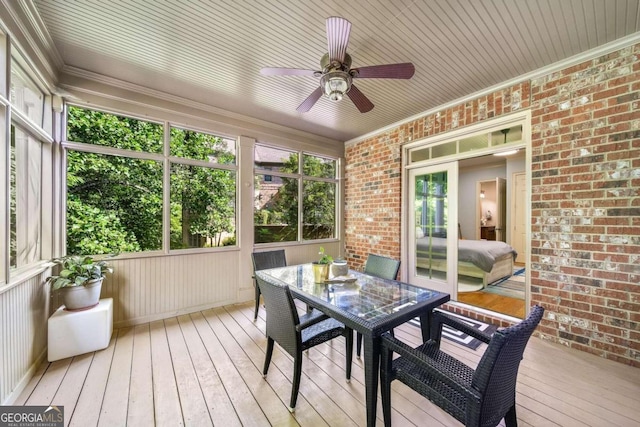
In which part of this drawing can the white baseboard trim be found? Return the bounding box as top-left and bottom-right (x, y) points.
(113, 299), (237, 329)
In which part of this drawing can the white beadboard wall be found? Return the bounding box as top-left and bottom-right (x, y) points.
(0, 272), (50, 404)
(104, 251), (240, 328)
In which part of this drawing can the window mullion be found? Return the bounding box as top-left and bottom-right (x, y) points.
(62, 140), (164, 162)
(168, 155), (236, 171)
(298, 151), (303, 242)
(253, 167), (299, 180)
(163, 121), (170, 254)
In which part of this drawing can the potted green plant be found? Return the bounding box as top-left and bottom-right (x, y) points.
(46, 255), (113, 311)
(312, 247), (333, 283)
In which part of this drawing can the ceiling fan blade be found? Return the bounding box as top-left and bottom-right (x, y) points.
(347, 84), (374, 113)
(326, 16), (351, 63)
(296, 87), (323, 113)
(260, 67), (318, 77)
(353, 63), (415, 79)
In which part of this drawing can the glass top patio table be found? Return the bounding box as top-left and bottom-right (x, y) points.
(255, 263), (449, 427)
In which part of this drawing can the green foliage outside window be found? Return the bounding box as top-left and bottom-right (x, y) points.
(66, 149), (164, 255)
(170, 164), (236, 249)
(66, 106), (237, 255)
(67, 106), (163, 153)
(254, 150), (336, 243)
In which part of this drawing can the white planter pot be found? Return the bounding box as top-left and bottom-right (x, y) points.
(61, 278), (103, 311)
(331, 261), (348, 277)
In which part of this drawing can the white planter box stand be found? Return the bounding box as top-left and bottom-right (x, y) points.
(47, 298), (113, 362)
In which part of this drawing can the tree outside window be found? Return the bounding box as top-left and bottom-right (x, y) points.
(254, 144), (337, 243)
(66, 106), (237, 255)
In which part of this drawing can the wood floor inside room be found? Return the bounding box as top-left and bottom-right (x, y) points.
(16, 301), (640, 427)
(457, 262), (527, 318)
(457, 292), (525, 318)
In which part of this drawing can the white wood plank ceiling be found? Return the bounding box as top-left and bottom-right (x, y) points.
(30, 0), (640, 141)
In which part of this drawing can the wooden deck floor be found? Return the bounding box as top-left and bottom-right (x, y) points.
(16, 301), (640, 426)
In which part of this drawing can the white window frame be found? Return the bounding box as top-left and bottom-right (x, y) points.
(1, 35), (55, 287)
(62, 104), (239, 258)
(253, 142), (340, 246)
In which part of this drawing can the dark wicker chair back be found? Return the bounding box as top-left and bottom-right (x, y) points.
(472, 305), (545, 426)
(357, 254), (401, 357)
(364, 254), (400, 280)
(252, 249), (287, 271)
(251, 250), (287, 319)
(256, 275), (300, 356)
(380, 305), (544, 427)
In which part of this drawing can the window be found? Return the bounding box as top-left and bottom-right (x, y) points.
(65, 106), (238, 255)
(7, 46), (50, 275)
(302, 154), (336, 240)
(66, 150), (163, 254)
(10, 53), (45, 126)
(254, 144), (337, 243)
(409, 125), (523, 163)
(169, 128), (236, 249)
(10, 125), (42, 269)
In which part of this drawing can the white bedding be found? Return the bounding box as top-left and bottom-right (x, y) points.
(416, 237), (517, 272)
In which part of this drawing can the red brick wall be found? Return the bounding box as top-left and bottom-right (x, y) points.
(345, 44), (640, 367)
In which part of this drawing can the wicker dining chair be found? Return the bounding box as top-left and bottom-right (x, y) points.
(251, 250), (287, 320)
(256, 276), (353, 412)
(356, 254), (401, 357)
(380, 305), (544, 427)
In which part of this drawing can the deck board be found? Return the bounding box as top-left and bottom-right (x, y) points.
(127, 324), (154, 427)
(190, 311), (270, 427)
(164, 316), (213, 426)
(15, 301), (640, 427)
(68, 335), (116, 427)
(25, 358), (71, 406)
(203, 308), (293, 426)
(149, 320), (184, 427)
(52, 353), (93, 427)
(99, 327), (134, 427)
(176, 314), (242, 427)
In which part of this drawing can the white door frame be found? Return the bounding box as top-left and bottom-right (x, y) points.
(406, 162), (459, 297)
(400, 110), (532, 316)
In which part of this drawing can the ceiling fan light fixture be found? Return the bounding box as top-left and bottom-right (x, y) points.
(320, 70), (351, 102)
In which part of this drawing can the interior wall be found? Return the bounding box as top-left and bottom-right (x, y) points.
(345, 44), (640, 367)
(0, 272), (51, 404)
(458, 164), (505, 240)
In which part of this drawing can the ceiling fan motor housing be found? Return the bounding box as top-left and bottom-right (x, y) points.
(319, 53), (354, 101)
(320, 52), (352, 72)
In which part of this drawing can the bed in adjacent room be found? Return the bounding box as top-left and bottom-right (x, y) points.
(416, 236), (517, 287)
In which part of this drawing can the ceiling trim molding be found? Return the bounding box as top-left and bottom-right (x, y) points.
(345, 32), (640, 146)
(60, 67), (343, 149)
(19, 0), (64, 70)
(0, 0), (62, 89)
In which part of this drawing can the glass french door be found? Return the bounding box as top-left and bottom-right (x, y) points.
(407, 162), (458, 296)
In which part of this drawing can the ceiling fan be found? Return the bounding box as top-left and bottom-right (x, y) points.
(260, 16), (415, 113)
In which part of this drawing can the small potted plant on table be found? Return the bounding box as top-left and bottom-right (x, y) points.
(312, 247), (333, 283)
(46, 255), (113, 311)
